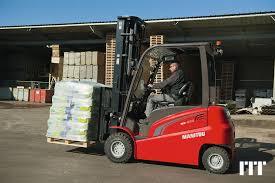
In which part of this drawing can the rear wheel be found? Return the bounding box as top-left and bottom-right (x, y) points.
(202, 146), (230, 174)
(104, 132), (133, 163)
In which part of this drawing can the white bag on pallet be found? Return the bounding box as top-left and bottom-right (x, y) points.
(47, 80), (105, 142)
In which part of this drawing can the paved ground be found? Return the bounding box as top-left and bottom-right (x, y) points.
(0, 101), (274, 183)
(232, 114), (275, 121)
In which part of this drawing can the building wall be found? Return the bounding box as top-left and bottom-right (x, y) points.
(0, 46), (51, 86)
(234, 56), (274, 100)
(215, 56), (274, 101)
(235, 56), (273, 89)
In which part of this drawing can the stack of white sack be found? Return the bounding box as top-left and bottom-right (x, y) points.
(46, 80), (106, 141)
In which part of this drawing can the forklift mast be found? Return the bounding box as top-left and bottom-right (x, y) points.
(111, 16), (145, 126)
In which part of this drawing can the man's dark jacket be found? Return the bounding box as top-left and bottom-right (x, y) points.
(152, 69), (185, 99)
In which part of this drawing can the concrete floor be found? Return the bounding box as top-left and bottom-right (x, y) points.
(0, 101), (274, 183)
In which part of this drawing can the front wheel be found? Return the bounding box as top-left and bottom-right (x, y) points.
(104, 132), (133, 163)
(202, 146), (230, 174)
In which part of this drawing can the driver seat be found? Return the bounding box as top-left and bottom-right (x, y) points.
(158, 81), (193, 107)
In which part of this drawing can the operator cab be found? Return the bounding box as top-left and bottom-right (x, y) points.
(122, 43), (217, 136)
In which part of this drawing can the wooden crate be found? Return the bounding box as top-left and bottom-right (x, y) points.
(105, 34), (116, 86)
(47, 137), (95, 148)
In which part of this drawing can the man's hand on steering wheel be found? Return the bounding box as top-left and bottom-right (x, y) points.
(145, 83), (156, 94)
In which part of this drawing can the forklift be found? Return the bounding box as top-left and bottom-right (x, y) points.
(102, 16), (235, 174)
(48, 16), (235, 174)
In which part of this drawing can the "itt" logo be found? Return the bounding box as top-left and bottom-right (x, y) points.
(239, 161), (267, 175)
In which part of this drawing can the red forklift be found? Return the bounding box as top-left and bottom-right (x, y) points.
(103, 16), (235, 174)
(49, 16), (235, 174)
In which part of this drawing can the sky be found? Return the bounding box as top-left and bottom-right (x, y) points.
(0, 0), (274, 26)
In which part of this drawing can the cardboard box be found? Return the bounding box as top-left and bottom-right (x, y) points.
(86, 65), (93, 79)
(74, 65), (80, 79)
(68, 65), (74, 78)
(68, 52), (75, 65)
(64, 52), (69, 65)
(80, 52), (86, 65)
(51, 57), (63, 64)
(86, 51), (92, 65)
(80, 65), (87, 79)
(74, 52), (81, 65)
(62, 64), (68, 79)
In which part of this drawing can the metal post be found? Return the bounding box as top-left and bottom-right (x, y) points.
(110, 16), (145, 126)
(273, 59), (275, 98)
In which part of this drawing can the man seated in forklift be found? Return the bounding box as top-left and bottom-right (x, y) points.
(145, 61), (185, 117)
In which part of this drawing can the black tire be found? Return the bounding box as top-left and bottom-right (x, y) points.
(202, 146), (230, 174)
(104, 132), (133, 163)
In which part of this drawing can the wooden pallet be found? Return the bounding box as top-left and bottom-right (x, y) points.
(150, 35), (165, 46)
(105, 34), (116, 86)
(47, 137), (95, 148)
(104, 34), (168, 87)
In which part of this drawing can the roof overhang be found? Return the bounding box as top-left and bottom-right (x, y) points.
(0, 11), (275, 54)
(0, 11), (274, 30)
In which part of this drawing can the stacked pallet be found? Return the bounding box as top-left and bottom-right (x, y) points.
(150, 35), (170, 93)
(104, 34), (167, 87)
(105, 34), (116, 86)
(47, 81), (96, 146)
(62, 51), (105, 84)
(261, 105), (275, 115)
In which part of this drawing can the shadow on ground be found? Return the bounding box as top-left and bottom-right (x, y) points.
(229, 137), (275, 174)
(67, 143), (105, 156)
(66, 137), (275, 174)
